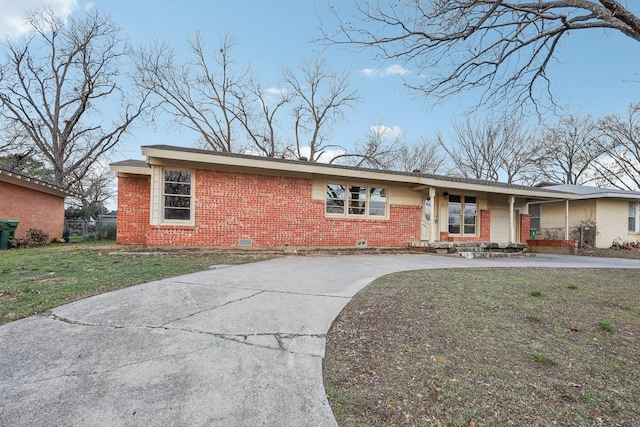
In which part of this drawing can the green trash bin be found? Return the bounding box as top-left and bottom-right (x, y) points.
(529, 228), (537, 240)
(0, 219), (19, 250)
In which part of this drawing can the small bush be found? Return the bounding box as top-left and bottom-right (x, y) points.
(14, 228), (50, 249)
(95, 221), (117, 240)
(529, 291), (542, 297)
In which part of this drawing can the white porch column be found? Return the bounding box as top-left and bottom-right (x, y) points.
(509, 195), (515, 243)
(565, 199), (570, 240)
(429, 187), (436, 242)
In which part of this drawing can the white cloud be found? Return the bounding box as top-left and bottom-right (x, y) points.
(265, 86), (286, 97)
(0, 0), (78, 38)
(361, 68), (377, 78)
(298, 146), (345, 163)
(361, 64), (411, 78)
(384, 64), (410, 76)
(370, 124), (403, 140)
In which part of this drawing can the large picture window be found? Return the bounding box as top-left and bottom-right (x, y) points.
(326, 183), (387, 218)
(163, 169), (192, 221)
(448, 194), (476, 235)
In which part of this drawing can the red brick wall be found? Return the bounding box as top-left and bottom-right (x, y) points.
(0, 181), (65, 240)
(527, 239), (578, 248)
(520, 214), (531, 244)
(116, 176), (150, 244)
(118, 169), (421, 247)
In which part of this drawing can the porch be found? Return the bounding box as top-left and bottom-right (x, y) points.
(408, 240), (531, 258)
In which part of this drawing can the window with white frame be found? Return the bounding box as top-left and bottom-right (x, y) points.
(163, 169), (193, 222)
(448, 194), (477, 235)
(326, 183), (387, 218)
(629, 202), (640, 232)
(529, 203), (541, 231)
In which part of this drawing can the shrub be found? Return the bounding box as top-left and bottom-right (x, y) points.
(96, 221), (117, 240)
(14, 228), (50, 248)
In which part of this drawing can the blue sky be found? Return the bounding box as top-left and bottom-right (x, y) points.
(1, 0), (639, 166)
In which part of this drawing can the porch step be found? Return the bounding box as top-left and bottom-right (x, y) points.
(408, 241), (530, 258)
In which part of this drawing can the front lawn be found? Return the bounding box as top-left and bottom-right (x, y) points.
(324, 268), (640, 426)
(0, 242), (274, 325)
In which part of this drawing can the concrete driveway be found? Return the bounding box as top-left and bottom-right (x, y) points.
(1, 253), (638, 426)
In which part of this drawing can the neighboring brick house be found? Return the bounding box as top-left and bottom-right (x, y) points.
(110, 145), (576, 248)
(529, 184), (640, 248)
(0, 169), (73, 240)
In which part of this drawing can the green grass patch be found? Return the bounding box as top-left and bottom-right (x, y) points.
(0, 242), (275, 324)
(567, 285), (578, 290)
(529, 290), (542, 297)
(598, 321), (614, 332)
(531, 353), (556, 365)
(324, 268), (640, 426)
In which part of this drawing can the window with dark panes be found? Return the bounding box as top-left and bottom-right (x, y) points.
(163, 169), (192, 221)
(448, 194), (476, 235)
(464, 196), (477, 234)
(369, 187), (386, 216)
(325, 183), (387, 219)
(529, 203), (541, 231)
(348, 186), (366, 215)
(629, 202), (640, 232)
(326, 184), (346, 214)
(448, 195), (461, 234)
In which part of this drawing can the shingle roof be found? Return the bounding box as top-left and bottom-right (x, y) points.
(543, 184), (640, 200)
(141, 144), (567, 195)
(110, 159), (148, 168)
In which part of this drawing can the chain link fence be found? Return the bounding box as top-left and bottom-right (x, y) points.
(64, 218), (117, 240)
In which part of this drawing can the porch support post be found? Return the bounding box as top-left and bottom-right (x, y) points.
(565, 199), (570, 240)
(509, 195), (515, 243)
(429, 187), (437, 242)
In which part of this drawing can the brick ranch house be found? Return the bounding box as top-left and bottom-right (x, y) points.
(0, 168), (73, 240)
(110, 145), (577, 249)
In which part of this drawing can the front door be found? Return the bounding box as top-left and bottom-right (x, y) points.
(421, 197), (432, 241)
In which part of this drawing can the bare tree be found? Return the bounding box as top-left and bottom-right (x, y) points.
(438, 116), (543, 183)
(595, 102), (640, 190)
(496, 121), (546, 185)
(135, 32), (251, 152)
(326, 1), (640, 111)
(331, 125), (399, 168)
(537, 114), (608, 185)
(236, 78), (290, 157)
(332, 125), (448, 173)
(0, 8), (146, 189)
(388, 137), (448, 174)
(68, 166), (115, 218)
(439, 117), (503, 181)
(283, 57), (360, 161)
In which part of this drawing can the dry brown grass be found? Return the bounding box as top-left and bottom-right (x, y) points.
(324, 268), (640, 427)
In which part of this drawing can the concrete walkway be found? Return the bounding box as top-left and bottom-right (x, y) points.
(1, 253), (638, 426)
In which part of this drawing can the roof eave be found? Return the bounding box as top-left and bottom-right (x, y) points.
(0, 170), (75, 198)
(110, 163), (151, 176)
(140, 145), (577, 199)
